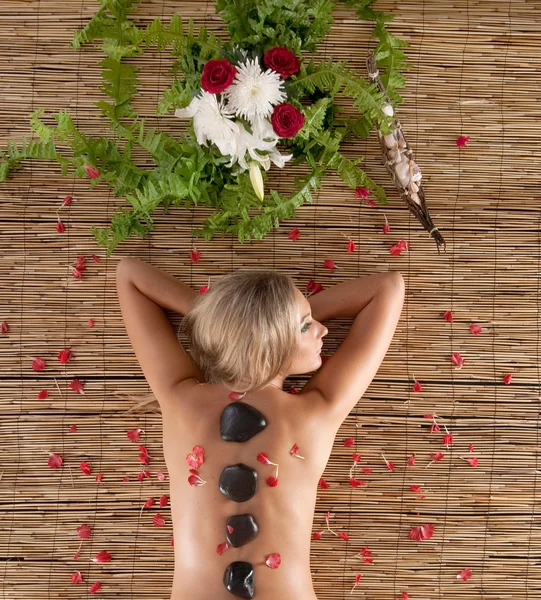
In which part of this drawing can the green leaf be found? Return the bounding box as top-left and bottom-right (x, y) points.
(297, 97), (332, 140)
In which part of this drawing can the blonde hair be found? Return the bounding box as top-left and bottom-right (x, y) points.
(118, 270), (300, 415)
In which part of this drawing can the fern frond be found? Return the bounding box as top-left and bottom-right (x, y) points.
(327, 150), (387, 203)
(297, 97), (332, 140)
(216, 0), (335, 53)
(372, 19), (411, 106)
(157, 79), (197, 115)
(290, 59), (390, 133)
(72, 4), (114, 49)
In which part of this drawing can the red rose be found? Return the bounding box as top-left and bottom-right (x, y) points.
(263, 47), (301, 79)
(270, 103), (305, 138)
(201, 59), (236, 94)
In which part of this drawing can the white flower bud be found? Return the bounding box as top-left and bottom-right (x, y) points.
(382, 104), (394, 117)
(249, 162), (265, 201)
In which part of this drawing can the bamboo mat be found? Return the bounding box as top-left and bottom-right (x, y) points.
(1, 1), (541, 598)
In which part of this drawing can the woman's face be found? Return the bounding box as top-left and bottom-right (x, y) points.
(287, 287), (328, 375)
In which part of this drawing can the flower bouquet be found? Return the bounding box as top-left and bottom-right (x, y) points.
(0, 0), (417, 255)
(176, 49), (307, 202)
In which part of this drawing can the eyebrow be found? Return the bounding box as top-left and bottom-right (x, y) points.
(301, 312), (312, 322)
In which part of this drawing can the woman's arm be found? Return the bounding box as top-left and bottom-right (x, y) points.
(303, 271), (405, 427)
(116, 257), (198, 315)
(307, 271), (399, 321)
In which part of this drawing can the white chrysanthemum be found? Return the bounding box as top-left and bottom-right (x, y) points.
(223, 58), (286, 121)
(175, 92), (239, 158)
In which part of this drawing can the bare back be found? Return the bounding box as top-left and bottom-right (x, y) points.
(162, 379), (335, 600)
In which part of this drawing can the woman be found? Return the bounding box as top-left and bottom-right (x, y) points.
(116, 256), (405, 600)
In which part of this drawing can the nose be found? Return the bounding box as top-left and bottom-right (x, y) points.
(320, 324), (328, 338)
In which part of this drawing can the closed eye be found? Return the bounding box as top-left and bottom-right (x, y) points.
(301, 321), (313, 333)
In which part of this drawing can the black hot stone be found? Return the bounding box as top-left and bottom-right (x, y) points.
(219, 464), (258, 502)
(220, 402), (267, 442)
(223, 561), (254, 599)
(226, 514), (259, 548)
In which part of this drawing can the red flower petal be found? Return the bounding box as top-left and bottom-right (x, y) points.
(503, 373), (513, 384)
(429, 423), (441, 433)
(1, 320), (8, 333)
(190, 248), (200, 263)
(62, 195), (73, 206)
(354, 187), (369, 199)
(76, 524), (92, 539)
(338, 531), (349, 541)
(159, 495), (169, 508)
(470, 323), (482, 335)
(127, 428), (143, 442)
(217, 542), (229, 555)
(85, 165), (100, 179)
(412, 379), (423, 392)
(80, 461), (92, 475)
(69, 379), (85, 394)
(352, 453), (361, 463)
(199, 285), (209, 294)
(48, 452), (63, 469)
(288, 227), (300, 240)
(457, 567), (472, 581)
(350, 573), (363, 594)
(58, 348), (72, 364)
(73, 550), (81, 560)
(266, 475), (279, 487)
(265, 553), (281, 569)
(192, 445), (204, 458)
(37, 390), (49, 399)
(89, 581), (101, 594)
(443, 310), (454, 322)
(56, 219), (66, 233)
(390, 240), (411, 256)
(71, 571), (83, 584)
(313, 531), (324, 540)
(451, 352), (465, 369)
(323, 259), (338, 271)
(305, 280), (323, 295)
(410, 485), (423, 494)
(467, 457), (479, 467)
(360, 547), (372, 556)
(456, 135), (471, 148)
(153, 513), (166, 527)
(349, 477), (365, 488)
(382, 454), (395, 470)
(228, 391), (246, 400)
(92, 551), (111, 563)
(361, 468), (373, 474)
(143, 497), (155, 509)
(188, 474), (207, 486)
(257, 452), (273, 465)
(443, 433), (453, 446)
(318, 477), (329, 489)
(431, 452), (445, 462)
(32, 357), (46, 371)
(343, 438), (355, 447)
(407, 455), (416, 467)
(469, 444), (475, 452)
(408, 524), (435, 541)
(347, 238), (357, 253)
